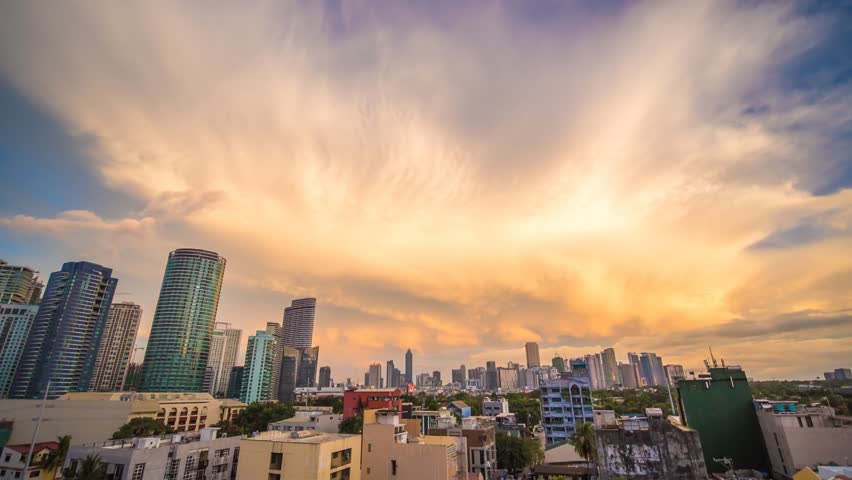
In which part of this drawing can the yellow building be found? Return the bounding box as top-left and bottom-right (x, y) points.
(238, 430), (361, 480)
(0, 442), (59, 480)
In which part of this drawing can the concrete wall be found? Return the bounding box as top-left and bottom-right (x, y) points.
(362, 423), (462, 480)
(238, 434), (361, 480)
(0, 399), (135, 445)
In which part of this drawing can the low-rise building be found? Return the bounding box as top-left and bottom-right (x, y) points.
(406, 408), (457, 436)
(237, 430), (360, 480)
(343, 388), (402, 419)
(0, 442), (59, 480)
(482, 397), (509, 417)
(64, 428), (242, 480)
(447, 401), (471, 418)
(269, 408), (342, 434)
(754, 400), (852, 480)
(362, 410), (466, 480)
(594, 409), (707, 480)
(430, 416), (497, 480)
(540, 376), (594, 446)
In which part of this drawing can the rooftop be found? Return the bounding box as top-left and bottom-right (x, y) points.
(248, 430), (357, 444)
(349, 388), (401, 393)
(6, 442), (59, 455)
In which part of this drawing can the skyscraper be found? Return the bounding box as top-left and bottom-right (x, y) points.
(600, 347), (621, 387)
(386, 360), (395, 388)
(297, 346), (320, 387)
(0, 304), (39, 398)
(318, 366), (332, 387)
(266, 321), (282, 399)
(12, 261), (118, 399)
(278, 346), (300, 403)
(206, 325), (242, 396)
(281, 298), (316, 349)
(89, 302), (142, 392)
(639, 352), (666, 386)
(552, 356), (566, 373)
(226, 366), (244, 399)
(405, 349), (413, 385)
(525, 342), (541, 368)
(368, 362), (382, 388)
(240, 330), (277, 403)
(0, 260), (42, 305)
(665, 364), (685, 384)
(142, 248), (226, 392)
(432, 370), (442, 386)
(485, 361), (498, 390)
(584, 354), (605, 390)
(618, 362), (641, 389)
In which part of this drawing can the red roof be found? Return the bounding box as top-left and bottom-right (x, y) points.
(6, 442), (59, 455)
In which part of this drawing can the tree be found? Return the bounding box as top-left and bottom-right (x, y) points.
(338, 414), (363, 434)
(64, 454), (106, 480)
(234, 402), (295, 434)
(211, 420), (243, 437)
(40, 435), (71, 478)
(112, 417), (174, 439)
(571, 421), (596, 469)
(496, 432), (543, 474)
(308, 396), (344, 414)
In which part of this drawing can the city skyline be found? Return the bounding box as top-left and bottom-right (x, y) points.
(2, 2), (852, 382)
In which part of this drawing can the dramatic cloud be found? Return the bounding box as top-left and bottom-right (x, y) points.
(1, 0), (850, 379)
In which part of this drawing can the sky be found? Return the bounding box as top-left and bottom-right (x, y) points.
(1, 0), (851, 382)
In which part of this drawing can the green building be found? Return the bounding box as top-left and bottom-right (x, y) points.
(240, 330), (277, 403)
(677, 366), (770, 474)
(141, 248), (226, 392)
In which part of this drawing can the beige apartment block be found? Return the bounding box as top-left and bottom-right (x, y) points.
(362, 410), (467, 480)
(238, 430), (360, 480)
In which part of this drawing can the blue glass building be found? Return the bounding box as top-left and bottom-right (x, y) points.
(11, 261), (118, 399)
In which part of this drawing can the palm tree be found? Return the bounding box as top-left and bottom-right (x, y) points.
(571, 421), (597, 471)
(64, 454), (106, 480)
(40, 435), (71, 478)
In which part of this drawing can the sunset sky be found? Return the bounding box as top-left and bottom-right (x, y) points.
(1, 1), (850, 381)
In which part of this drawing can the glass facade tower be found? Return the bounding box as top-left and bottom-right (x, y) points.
(141, 248), (226, 392)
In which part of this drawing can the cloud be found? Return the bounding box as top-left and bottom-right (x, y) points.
(0, 0), (850, 379)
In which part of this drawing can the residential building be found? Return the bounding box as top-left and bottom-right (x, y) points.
(639, 352), (666, 386)
(754, 400), (852, 479)
(497, 367), (519, 391)
(124, 363), (143, 391)
(482, 397), (509, 416)
(627, 352), (642, 385)
(367, 363), (382, 388)
(525, 342), (541, 368)
(601, 348), (621, 387)
(665, 364), (685, 384)
(405, 349), (413, 385)
(833, 368), (852, 380)
(240, 330), (277, 403)
(569, 358), (589, 377)
(468, 367), (485, 387)
(0, 392), (245, 445)
(0, 442), (59, 480)
(451, 365), (466, 385)
(12, 261), (118, 399)
(585, 354), (605, 390)
(265, 322), (282, 400)
(432, 370), (441, 387)
(430, 416), (497, 480)
(485, 361), (498, 390)
(618, 362), (641, 390)
(281, 298), (316, 349)
(207, 326), (242, 397)
(343, 389), (403, 419)
(540, 375), (594, 446)
(319, 366), (332, 388)
(677, 366), (769, 474)
(142, 248), (226, 392)
(386, 361), (395, 388)
(0, 304), (38, 398)
(89, 302), (142, 392)
(594, 409), (707, 480)
(237, 430), (360, 480)
(447, 401), (471, 418)
(269, 408), (342, 434)
(552, 356), (566, 373)
(0, 260), (42, 305)
(362, 410), (465, 480)
(824, 372), (836, 381)
(226, 367), (244, 399)
(65, 428), (241, 480)
(277, 346), (300, 403)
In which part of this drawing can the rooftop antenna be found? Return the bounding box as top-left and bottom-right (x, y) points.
(709, 347), (718, 368)
(721, 358), (726, 368)
(703, 359), (711, 371)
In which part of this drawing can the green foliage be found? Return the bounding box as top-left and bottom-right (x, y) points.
(211, 420), (243, 437)
(496, 432), (543, 474)
(39, 435), (71, 473)
(750, 380), (851, 416)
(112, 417), (174, 440)
(235, 402), (295, 434)
(338, 414), (363, 434)
(505, 393), (541, 426)
(64, 454), (106, 480)
(571, 421), (596, 465)
(593, 389), (674, 416)
(306, 396), (344, 414)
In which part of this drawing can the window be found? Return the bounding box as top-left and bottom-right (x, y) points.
(215, 449), (229, 459)
(15, 473), (21, 479)
(269, 453), (282, 470)
(267, 475), (280, 480)
(1, 470), (5, 477)
(3, 456), (9, 463)
(367, 443), (371, 453)
(797, 417), (803, 428)
(805, 416), (813, 428)
(29, 472), (39, 478)
(391, 460), (397, 476)
(132, 463), (145, 480)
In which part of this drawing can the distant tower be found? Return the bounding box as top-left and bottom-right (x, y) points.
(207, 325), (242, 396)
(386, 360), (396, 388)
(368, 362), (382, 388)
(240, 330), (277, 403)
(0, 259), (42, 305)
(142, 248), (226, 392)
(0, 304), (39, 398)
(12, 261), (118, 399)
(405, 349), (413, 385)
(525, 342), (541, 368)
(89, 302), (142, 391)
(318, 366), (332, 388)
(282, 298), (316, 349)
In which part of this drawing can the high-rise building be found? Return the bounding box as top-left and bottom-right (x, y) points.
(585, 354), (605, 390)
(278, 346), (300, 402)
(265, 321), (282, 399)
(552, 356), (566, 373)
(618, 362), (641, 389)
(142, 248), (226, 392)
(297, 346), (320, 387)
(386, 360), (396, 388)
(639, 353), (666, 386)
(368, 362), (382, 388)
(405, 349), (413, 385)
(226, 366), (244, 398)
(601, 348), (621, 387)
(677, 366), (770, 474)
(392, 368), (401, 388)
(240, 330), (277, 403)
(89, 302), (142, 392)
(11, 261), (118, 399)
(540, 375), (594, 446)
(281, 298), (316, 349)
(0, 260), (42, 305)
(665, 364), (685, 384)
(451, 366), (466, 385)
(833, 368), (852, 380)
(525, 342), (541, 368)
(497, 367), (519, 390)
(318, 366), (332, 387)
(0, 304), (39, 398)
(206, 326), (242, 396)
(485, 361), (498, 390)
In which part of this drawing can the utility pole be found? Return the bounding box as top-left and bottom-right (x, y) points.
(23, 380), (50, 476)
